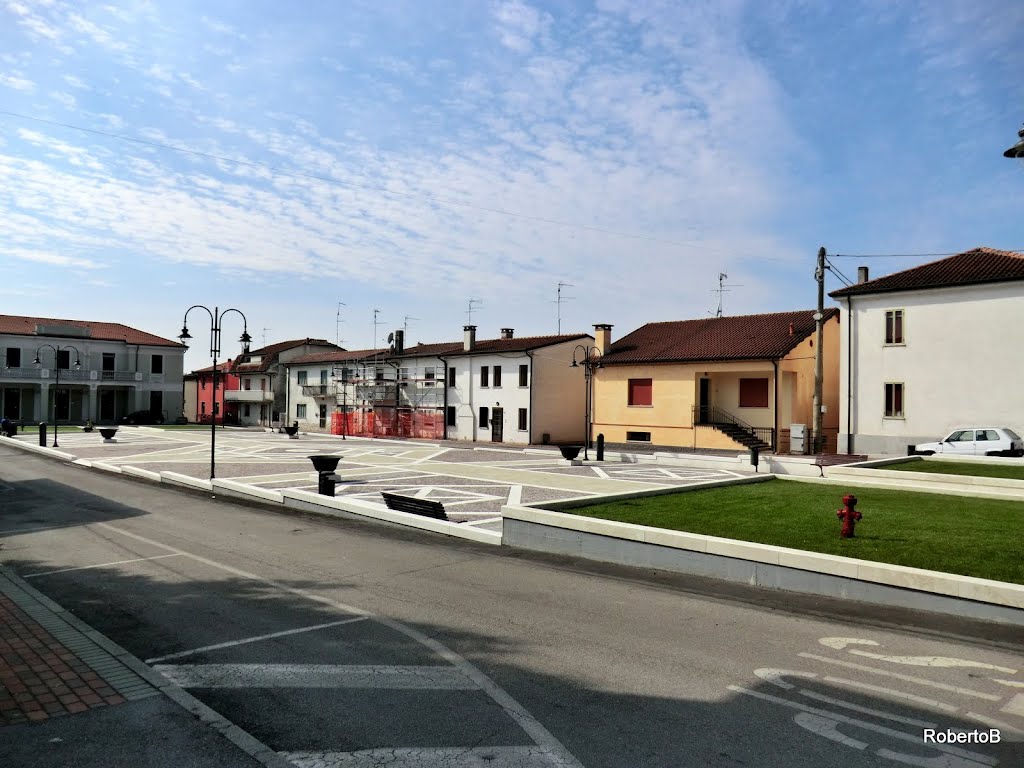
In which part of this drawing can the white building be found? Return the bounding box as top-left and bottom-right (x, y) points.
(830, 247), (1024, 455)
(0, 314), (185, 424)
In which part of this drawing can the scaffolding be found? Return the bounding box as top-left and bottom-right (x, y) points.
(329, 357), (445, 439)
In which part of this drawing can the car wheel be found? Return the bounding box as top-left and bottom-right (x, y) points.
(985, 451), (1001, 457)
(920, 451), (935, 456)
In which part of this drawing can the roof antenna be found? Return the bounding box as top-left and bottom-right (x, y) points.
(711, 272), (743, 317)
(261, 328), (271, 347)
(466, 298), (483, 326)
(336, 302), (346, 346)
(553, 281), (574, 334)
(373, 309), (384, 351)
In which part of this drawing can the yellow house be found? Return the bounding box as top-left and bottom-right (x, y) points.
(590, 309), (841, 453)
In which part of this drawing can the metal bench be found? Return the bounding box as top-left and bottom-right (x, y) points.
(381, 492), (447, 521)
(812, 454), (868, 477)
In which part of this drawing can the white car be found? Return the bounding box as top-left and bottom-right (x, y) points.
(913, 428), (1024, 457)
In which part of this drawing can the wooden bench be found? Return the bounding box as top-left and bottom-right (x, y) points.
(381, 492), (447, 521)
(812, 454), (868, 477)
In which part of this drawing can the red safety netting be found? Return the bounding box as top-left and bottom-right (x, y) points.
(331, 409), (443, 440)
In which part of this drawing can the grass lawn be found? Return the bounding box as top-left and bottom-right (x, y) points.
(569, 480), (1024, 584)
(881, 459), (1024, 481)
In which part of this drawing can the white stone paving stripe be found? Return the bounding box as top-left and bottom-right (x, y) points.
(1001, 692), (1024, 718)
(727, 686), (997, 766)
(798, 689), (937, 728)
(798, 653), (1002, 701)
(145, 617), (369, 663)
(23, 554), (184, 578)
(965, 711), (1024, 742)
(280, 746), (573, 767)
(152, 663), (480, 689)
(822, 676), (957, 713)
(589, 466), (610, 479)
(508, 484), (523, 505)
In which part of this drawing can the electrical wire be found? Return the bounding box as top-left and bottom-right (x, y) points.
(0, 109), (710, 251)
(824, 256), (854, 287)
(831, 249), (1024, 259)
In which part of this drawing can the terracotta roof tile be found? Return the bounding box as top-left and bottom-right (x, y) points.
(234, 338), (340, 373)
(287, 349), (378, 365)
(0, 314), (183, 347)
(600, 308), (838, 365)
(829, 247), (1024, 298)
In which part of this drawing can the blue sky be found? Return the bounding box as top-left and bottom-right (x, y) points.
(1, 0), (1022, 372)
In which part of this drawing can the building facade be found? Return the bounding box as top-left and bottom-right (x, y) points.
(231, 339), (341, 426)
(830, 247), (1024, 454)
(0, 314), (185, 424)
(188, 362), (241, 424)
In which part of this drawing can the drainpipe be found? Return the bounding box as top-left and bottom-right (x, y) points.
(439, 355), (449, 440)
(526, 350), (534, 445)
(772, 358), (779, 451)
(469, 356), (475, 442)
(846, 296), (854, 455)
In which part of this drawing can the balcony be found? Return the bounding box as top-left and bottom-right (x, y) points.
(224, 390), (274, 403)
(301, 385), (334, 398)
(0, 367), (148, 383)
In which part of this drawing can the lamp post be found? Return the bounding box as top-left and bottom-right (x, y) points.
(34, 344), (82, 449)
(570, 344), (603, 460)
(178, 306), (251, 480)
(1003, 124), (1024, 160)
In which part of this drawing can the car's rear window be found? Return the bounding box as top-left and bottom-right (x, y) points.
(1006, 429), (1022, 440)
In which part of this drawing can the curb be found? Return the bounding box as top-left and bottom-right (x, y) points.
(0, 567), (293, 768)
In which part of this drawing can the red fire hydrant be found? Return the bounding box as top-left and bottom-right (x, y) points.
(836, 494), (862, 538)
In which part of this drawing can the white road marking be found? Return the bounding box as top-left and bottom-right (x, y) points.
(993, 679), (1024, 688)
(280, 746), (574, 767)
(818, 637), (1017, 673)
(965, 712), (1024, 742)
(799, 653), (1001, 701)
(754, 668), (817, 690)
(145, 617), (369, 663)
(727, 686), (997, 766)
(589, 466), (610, 479)
(153, 663), (479, 689)
(793, 712), (868, 749)
(94, 523), (585, 768)
(822, 676), (958, 713)
(23, 554), (183, 578)
(798, 690), (938, 728)
(508, 484), (523, 505)
(1001, 692), (1024, 718)
(412, 450), (449, 463)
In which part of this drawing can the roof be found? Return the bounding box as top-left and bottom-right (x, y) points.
(401, 333), (593, 357)
(600, 309), (839, 365)
(0, 314), (183, 347)
(190, 362), (241, 376)
(287, 349), (378, 366)
(234, 338), (340, 373)
(829, 247), (1024, 298)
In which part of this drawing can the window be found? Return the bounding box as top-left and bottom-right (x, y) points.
(519, 364), (528, 387)
(884, 382), (904, 418)
(446, 406), (456, 427)
(244, 404), (250, 418)
(493, 366), (502, 387)
(628, 378), (653, 406)
(626, 431), (652, 442)
(885, 310), (904, 344)
(977, 430), (1000, 442)
(260, 379), (266, 391)
(320, 369), (328, 385)
(297, 404), (307, 419)
(399, 367), (409, 382)
(57, 349), (71, 369)
(244, 379), (251, 390)
(739, 378), (769, 408)
(150, 391), (162, 414)
(201, 402), (206, 415)
(102, 352), (115, 372)
(424, 366), (435, 385)
(479, 406), (489, 428)
(152, 354), (164, 374)
(518, 408), (528, 431)
(448, 366), (456, 387)
(201, 379), (206, 390)
(5, 348), (20, 368)
(480, 366), (489, 387)
(375, 369), (385, 383)
(946, 430), (972, 442)
(297, 370), (308, 385)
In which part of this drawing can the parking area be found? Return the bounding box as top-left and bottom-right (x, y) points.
(16, 428), (745, 529)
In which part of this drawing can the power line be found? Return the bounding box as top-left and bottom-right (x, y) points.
(824, 256), (853, 287)
(0, 109), (711, 250)
(831, 249), (1024, 259)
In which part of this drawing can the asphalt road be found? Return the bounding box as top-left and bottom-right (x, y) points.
(1, 443), (1022, 767)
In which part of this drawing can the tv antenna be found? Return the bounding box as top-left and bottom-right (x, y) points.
(335, 302), (346, 346)
(260, 328), (271, 347)
(373, 309), (385, 350)
(711, 272), (743, 318)
(553, 281), (574, 334)
(403, 315), (419, 339)
(466, 298), (483, 325)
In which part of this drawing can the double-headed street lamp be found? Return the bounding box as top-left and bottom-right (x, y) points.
(1003, 124), (1024, 160)
(570, 344), (603, 460)
(34, 344), (82, 449)
(178, 305), (251, 480)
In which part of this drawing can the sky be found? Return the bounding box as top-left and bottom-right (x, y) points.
(1, 0), (1022, 373)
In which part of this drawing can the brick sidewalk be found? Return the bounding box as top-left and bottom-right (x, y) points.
(0, 570), (158, 726)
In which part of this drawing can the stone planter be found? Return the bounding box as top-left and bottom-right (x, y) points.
(557, 445), (582, 461)
(98, 427), (118, 443)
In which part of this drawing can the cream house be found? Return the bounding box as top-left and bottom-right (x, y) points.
(830, 246), (1024, 455)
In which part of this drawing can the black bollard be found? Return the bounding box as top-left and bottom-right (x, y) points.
(39, 422), (47, 447)
(596, 433), (605, 462)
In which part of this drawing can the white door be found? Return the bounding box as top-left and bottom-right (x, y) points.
(942, 429), (976, 455)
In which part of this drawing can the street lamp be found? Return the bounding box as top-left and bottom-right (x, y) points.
(178, 305), (251, 480)
(570, 344), (603, 460)
(1003, 124), (1024, 160)
(34, 344), (82, 448)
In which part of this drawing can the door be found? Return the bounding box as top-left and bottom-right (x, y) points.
(100, 391), (116, 421)
(3, 389), (20, 419)
(942, 429), (975, 455)
(55, 389), (70, 421)
(491, 407), (503, 442)
(698, 378), (711, 424)
(319, 404), (327, 429)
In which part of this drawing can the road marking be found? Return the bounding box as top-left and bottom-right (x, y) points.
(153, 663), (480, 690)
(727, 686), (997, 766)
(822, 676), (958, 713)
(798, 690), (937, 728)
(993, 679), (1024, 688)
(507, 484), (523, 505)
(94, 523), (584, 768)
(280, 746), (574, 767)
(965, 711), (1024, 742)
(589, 466), (610, 479)
(23, 554), (183, 578)
(145, 617), (369, 663)
(818, 637), (1017, 673)
(1001, 693), (1024, 718)
(755, 668), (817, 690)
(799, 653), (1001, 701)
(793, 712), (868, 750)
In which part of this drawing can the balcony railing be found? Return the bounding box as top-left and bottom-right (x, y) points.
(301, 385), (334, 397)
(0, 367), (150, 383)
(224, 390), (274, 403)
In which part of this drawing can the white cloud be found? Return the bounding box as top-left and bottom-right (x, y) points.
(62, 73), (89, 89)
(492, 0), (551, 53)
(67, 12), (126, 51)
(50, 90), (76, 109)
(0, 71), (35, 91)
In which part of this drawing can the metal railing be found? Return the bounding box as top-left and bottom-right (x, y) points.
(301, 384), (333, 397)
(692, 405), (775, 449)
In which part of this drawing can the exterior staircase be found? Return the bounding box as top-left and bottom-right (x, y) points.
(693, 406), (775, 453)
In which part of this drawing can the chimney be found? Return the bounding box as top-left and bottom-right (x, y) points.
(857, 266), (869, 283)
(789, 322), (794, 336)
(394, 329), (404, 355)
(463, 325), (476, 352)
(500, 328), (514, 340)
(594, 324), (613, 355)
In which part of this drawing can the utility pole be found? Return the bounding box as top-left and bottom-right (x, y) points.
(556, 282), (574, 334)
(812, 246), (826, 455)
